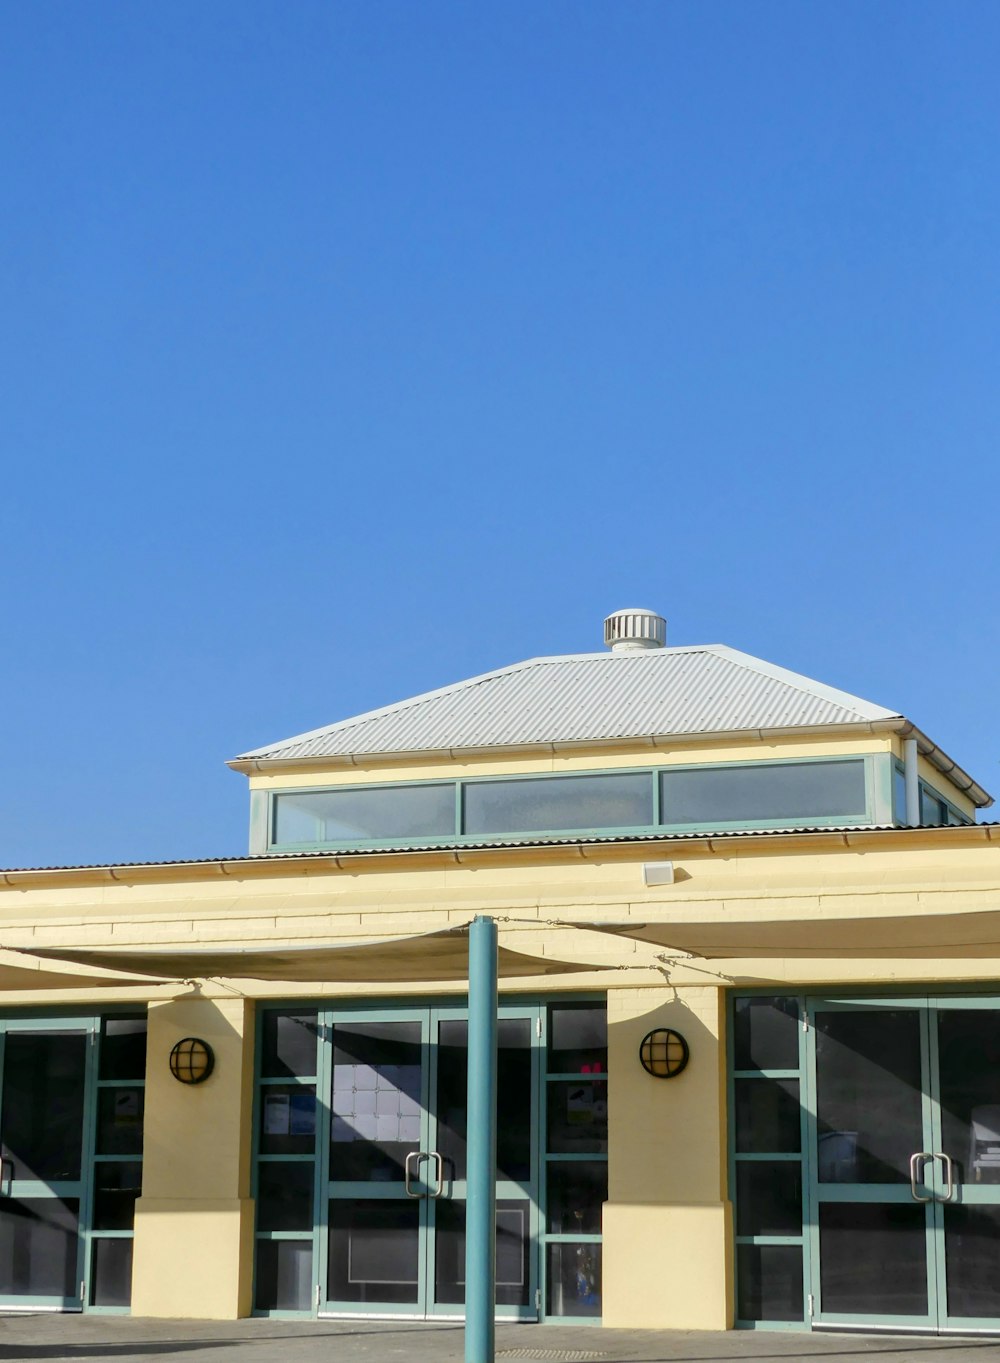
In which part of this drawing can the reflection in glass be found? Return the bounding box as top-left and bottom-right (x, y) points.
(327, 1200), (420, 1304)
(547, 1162), (606, 1234)
(330, 1023), (422, 1182)
(261, 1012), (318, 1079)
(819, 1203), (927, 1316)
(257, 1162), (314, 1232)
(736, 1245), (802, 1322)
(944, 1205), (1000, 1318)
(734, 1079), (800, 1153)
(547, 1080), (608, 1154)
(259, 1086), (317, 1157)
(255, 1239), (312, 1311)
(938, 1010), (1000, 1185)
(96, 1088), (145, 1156)
(661, 759), (867, 827)
(99, 1018), (147, 1081)
(464, 772), (652, 836)
(93, 1162), (142, 1230)
(815, 1010), (922, 1183)
(273, 784), (455, 845)
(90, 1238), (133, 1307)
(435, 1199), (530, 1306)
(735, 1162), (801, 1237)
(437, 1019), (531, 1183)
(0, 1198), (79, 1297)
(0, 1033), (87, 1180)
(548, 1005), (607, 1073)
(733, 997), (799, 1071)
(547, 1242), (601, 1317)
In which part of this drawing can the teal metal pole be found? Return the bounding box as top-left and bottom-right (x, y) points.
(465, 914), (498, 1363)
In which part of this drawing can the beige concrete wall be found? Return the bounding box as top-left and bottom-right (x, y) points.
(132, 995), (256, 1318)
(603, 985), (730, 1328)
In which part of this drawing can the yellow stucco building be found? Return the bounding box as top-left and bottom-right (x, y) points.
(2, 607), (999, 1336)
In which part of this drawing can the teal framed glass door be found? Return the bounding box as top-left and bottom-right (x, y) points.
(315, 1004), (539, 1321)
(0, 1019), (96, 1310)
(806, 996), (1000, 1334)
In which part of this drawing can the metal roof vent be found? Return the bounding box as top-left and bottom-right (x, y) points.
(603, 607), (666, 652)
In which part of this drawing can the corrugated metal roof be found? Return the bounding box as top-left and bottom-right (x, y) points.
(234, 645), (901, 763)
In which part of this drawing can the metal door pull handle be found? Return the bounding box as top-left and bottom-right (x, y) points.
(935, 1151), (955, 1202)
(404, 1150), (423, 1197)
(427, 1151), (444, 1198)
(909, 1151), (933, 1202)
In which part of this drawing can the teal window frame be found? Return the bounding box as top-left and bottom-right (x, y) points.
(261, 754), (888, 854)
(890, 760), (973, 828)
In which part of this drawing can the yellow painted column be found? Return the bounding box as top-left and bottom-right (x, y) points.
(602, 984), (732, 1330)
(132, 994), (256, 1319)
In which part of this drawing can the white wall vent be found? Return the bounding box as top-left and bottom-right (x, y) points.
(603, 608), (666, 652)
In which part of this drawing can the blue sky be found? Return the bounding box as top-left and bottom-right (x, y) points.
(2, 1), (998, 867)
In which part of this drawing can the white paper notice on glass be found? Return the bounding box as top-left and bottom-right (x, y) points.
(264, 1093), (290, 1135)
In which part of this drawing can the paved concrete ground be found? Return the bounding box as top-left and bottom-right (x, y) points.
(1, 1318), (1000, 1363)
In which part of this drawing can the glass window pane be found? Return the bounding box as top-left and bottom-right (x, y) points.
(99, 1017), (147, 1081)
(327, 1199), (420, 1305)
(548, 1005), (607, 1073)
(0, 1198), (79, 1297)
(944, 1205), (1000, 1319)
(547, 1079), (608, 1154)
(819, 1203), (928, 1315)
(90, 1237), (133, 1307)
(272, 784), (455, 846)
(734, 1078), (800, 1153)
(1, 1032), (87, 1180)
(546, 1242), (602, 1317)
(93, 1162), (142, 1230)
(661, 759), (867, 828)
(736, 1244), (802, 1322)
(938, 1009), (1000, 1184)
(257, 1161), (314, 1232)
(437, 1019), (531, 1183)
(815, 1009), (922, 1183)
(547, 1161), (607, 1233)
(259, 1085), (317, 1156)
(463, 773), (652, 836)
(733, 996), (799, 1071)
(735, 1161), (802, 1237)
(434, 1199), (530, 1306)
(96, 1088), (145, 1156)
(894, 766), (907, 825)
(920, 788), (946, 826)
(261, 1011), (318, 1079)
(255, 1239), (312, 1312)
(330, 1023), (422, 1181)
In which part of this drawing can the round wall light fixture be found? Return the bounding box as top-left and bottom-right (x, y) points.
(169, 1037), (215, 1085)
(639, 1028), (689, 1079)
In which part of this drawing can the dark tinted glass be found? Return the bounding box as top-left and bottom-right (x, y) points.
(736, 1245), (802, 1322)
(735, 1161), (801, 1237)
(255, 1239), (312, 1311)
(273, 784), (455, 845)
(734, 1078), (800, 1153)
(259, 1085), (317, 1156)
(938, 1009), (1000, 1183)
(327, 1199), (420, 1304)
(96, 1088), (144, 1156)
(1, 1032), (87, 1180)
(261, 1012), (318, 1078)
(944, 1205), (1000, 1318)
(547, 1242), (602, 1317)
(0, 1198), (79, 1296)
(257, 1161), (314, 1231)
(733, 997), (799, 1071)
(547, 1161), (607, 1234)
(548, 1005), (607, 1072)
(90, 1237), (133, 1307)
(92, 1162), (142, 1230)
(437, 1019), (531, 1183)
(464, 772), (652, 836)
(920, 789), (946, 826)
(819, 1202), (927, 1315)
(547, 1079), (608, 1154)
(661, 759), (867, 827)
(434, 1199), (530, 1306)
(99, 1018), (147, 1081)
(330, 1022), (422, 1181)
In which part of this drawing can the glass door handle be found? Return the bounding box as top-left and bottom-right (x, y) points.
(909, 1151), (933, 1201)
(934, 1151), (955, 1201)
(427, 1151), (444, 1198)
(404, 1150), (423, 1197)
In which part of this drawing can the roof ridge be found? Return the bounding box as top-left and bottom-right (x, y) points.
(704, 645), (900, 723)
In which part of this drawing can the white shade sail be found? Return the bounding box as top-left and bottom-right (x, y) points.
(590, 910), (1000, 959)
(14, 924), (606, 982)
